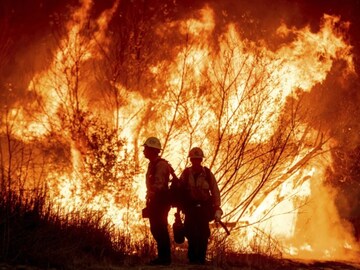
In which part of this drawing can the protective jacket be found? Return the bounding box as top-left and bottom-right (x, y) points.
(180, 166), (221, 210)
(146, 157), (170, 203)
(180, 165), (221, 264)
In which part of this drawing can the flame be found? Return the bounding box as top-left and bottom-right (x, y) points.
(2, 1), (359, 262)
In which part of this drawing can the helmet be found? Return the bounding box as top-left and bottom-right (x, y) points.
(188, 147), (204, 159)
(143, 137), (162, 150)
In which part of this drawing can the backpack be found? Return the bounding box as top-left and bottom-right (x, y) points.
(149, 157), (181, 207)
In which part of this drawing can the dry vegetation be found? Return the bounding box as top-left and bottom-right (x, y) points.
(1, 193), (360, 270)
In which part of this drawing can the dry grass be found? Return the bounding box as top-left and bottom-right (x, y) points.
(1, 192), (360, 270)
(0, 191), (125, 269)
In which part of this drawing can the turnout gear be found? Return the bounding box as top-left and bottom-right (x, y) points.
(145, 157), (182, 208)
(142, 138), (171, 264)
(145, 157), (171, 203)
(178, 149), (223, 265)
(179, 166), (221, 219)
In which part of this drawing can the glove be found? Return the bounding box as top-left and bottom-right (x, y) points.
(214, 209), (223, 222)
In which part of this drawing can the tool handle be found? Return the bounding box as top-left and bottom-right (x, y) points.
(218, 220), (230, 235)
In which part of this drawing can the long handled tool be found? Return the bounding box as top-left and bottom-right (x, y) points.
(217, 220), (230, 236)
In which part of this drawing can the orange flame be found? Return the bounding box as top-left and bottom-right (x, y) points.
(3, 1), (359, 262)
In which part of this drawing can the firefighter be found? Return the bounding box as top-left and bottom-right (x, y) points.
(142, 137), (171, 265)
(179, 147), (223, 265)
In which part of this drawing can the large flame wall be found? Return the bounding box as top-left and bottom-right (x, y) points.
(1, 0), (359, 262)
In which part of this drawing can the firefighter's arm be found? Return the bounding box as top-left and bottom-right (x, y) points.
(177, 170), (189, 193)
(209, 171), (223, 221)
(148, 160), (169, 200)
(178, 170), (187, 187)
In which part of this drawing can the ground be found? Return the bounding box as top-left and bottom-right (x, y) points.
(1, 259), (360, 270)
(111, 261), (360, 270)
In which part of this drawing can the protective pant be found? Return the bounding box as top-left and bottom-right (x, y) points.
(184, 205), (210, 264)
(149, 203), (171, 261)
